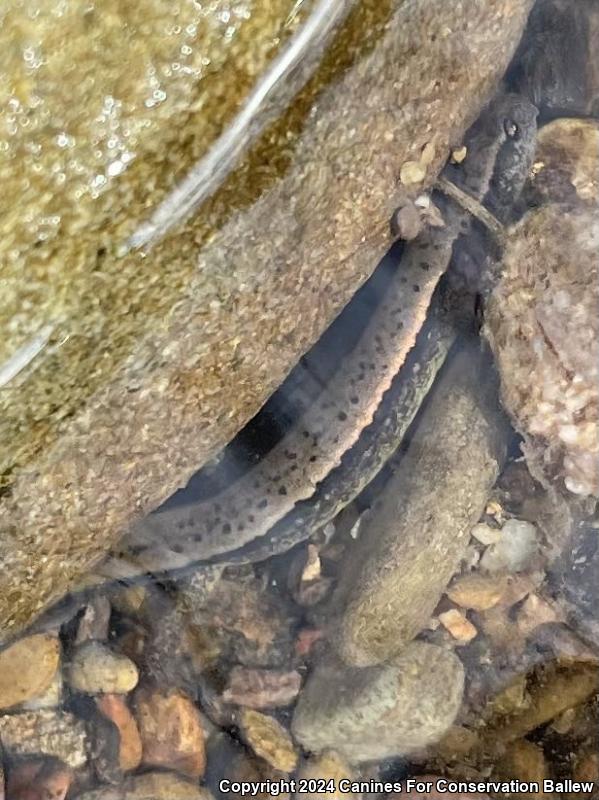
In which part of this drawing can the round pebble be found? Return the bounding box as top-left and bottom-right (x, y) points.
(68, 642), (138, 695)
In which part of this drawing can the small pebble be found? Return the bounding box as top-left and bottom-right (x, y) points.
(438, 609), (478, 644)
(451, 146), (468, 163)
(239, 709), (298, 774)
(75, 596), (112, 644)
(400, 160), (427, 185)
(0, 634), (61, 710)
(391, 202), (424, 241)
(480, 519), (539, 574)
(133, 687), (205, 778)
(222, 667), (302, 709)
(446, 574), (508, 611)
(68, 642), (138, 695)
(470, 522), (502, 546)
(420, 141), (436, 165)
(515, 593), (562, 636)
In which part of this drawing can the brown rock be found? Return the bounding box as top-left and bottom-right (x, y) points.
(222, 668), (302, 709)
(531, 118), (599, 207)
(446, 574), (508, 611)
(573, 751), (599, 793)
(96, 694), (143, 772)
(494, 740), (547, 799)
(134, 687), (205, 778)
(239, 709), (298, 774)
(0, 635), (60, 710)
(295, 629), (324, 658)
(0, 709), (87, 768)
(74, 772), (213, 800)
(393, 774), (490, 799)
(177, 574), (293, 668)
(483, 662), (599, 746)
(515, 594), (561, 636)
(220, 747), (291, 800)
(6, 758), (71, 800)
(436, 726), (480, 763)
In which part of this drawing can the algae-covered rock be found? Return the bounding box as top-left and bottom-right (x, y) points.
(0, 0), (534, 638)
(292, 642), (464, 763)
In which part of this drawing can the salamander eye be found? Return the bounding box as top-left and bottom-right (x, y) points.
(503, 118), (520, 139)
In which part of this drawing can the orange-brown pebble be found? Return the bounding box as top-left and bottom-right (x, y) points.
(96, 694), (143, 772)
(133, 687), (205, 778)
(438, 609), (478, 644)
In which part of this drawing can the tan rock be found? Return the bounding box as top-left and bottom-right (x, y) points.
(0, 634), (60, 710)
(21, 669), (63, 711)
(97, 694), (143, 772)
(75, 772), (213, 800)
(295, 751), (360, 800)
(134, 687), (205, 778)
(239, 709), (298, 774)
(68, 642), (138, 695)
(6, 758), (72, 800)
(446, 574), (508, 611)
(438, 609), (478, 644)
